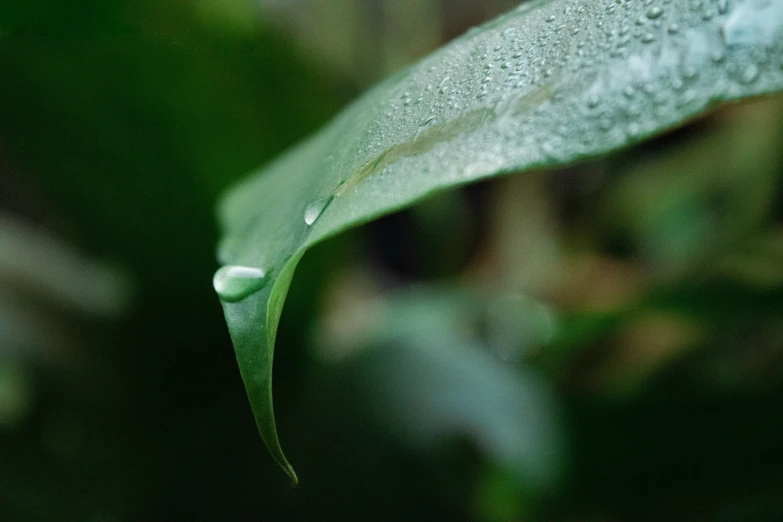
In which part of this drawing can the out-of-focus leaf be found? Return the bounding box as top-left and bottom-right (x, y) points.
(605, 97), (783, 277)
(0, 213), (130, 320)
(320, 286), (564, 490)
(216, 0), (783, 479)
(0, 360), (32, 430)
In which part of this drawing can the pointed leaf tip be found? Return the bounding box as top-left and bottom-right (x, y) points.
(217, 0), (783, 481)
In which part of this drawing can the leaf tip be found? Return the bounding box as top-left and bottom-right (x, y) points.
(285, 464), (299, 486)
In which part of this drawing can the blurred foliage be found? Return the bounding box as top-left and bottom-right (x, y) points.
(1, 1), (783, 521)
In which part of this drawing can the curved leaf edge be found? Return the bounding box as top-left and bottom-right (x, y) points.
(217, 0), (783, 481)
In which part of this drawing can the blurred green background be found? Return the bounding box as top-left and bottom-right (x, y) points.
(1, 1), (782, 520)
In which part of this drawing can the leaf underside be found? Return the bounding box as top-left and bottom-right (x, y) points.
(216, 0), (783, 482)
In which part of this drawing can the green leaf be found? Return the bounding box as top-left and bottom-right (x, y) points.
(316, 285), (565, 489)
(216, 0), (783, 481)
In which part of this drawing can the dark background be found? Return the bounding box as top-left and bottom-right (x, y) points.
(1, 1), (782, 520)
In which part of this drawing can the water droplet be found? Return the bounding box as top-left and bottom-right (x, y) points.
(641, 33), (656, 43)
(681, 66), (698, 80)
(213, 265), (269, 303)
(739, 64), (760, 84)
(677, 89), (698, 107)
(546, 14), (556, 23)
(304, 195), (334, 226)
(646, 7), (664, 20)
(653, 92), (669, 105)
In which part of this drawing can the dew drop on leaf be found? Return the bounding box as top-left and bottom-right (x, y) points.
(304, 194), (335, 226)
(213, 265), (269, 302)
(647, 7), (664, 20)
(739, 63), (760, 85)
(215, 0), (783, 481)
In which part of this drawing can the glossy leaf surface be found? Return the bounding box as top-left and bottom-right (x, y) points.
(216, 0), (783, 481)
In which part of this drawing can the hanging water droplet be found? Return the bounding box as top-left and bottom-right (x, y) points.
(213, 265), (269, 303)
(304, 195), (334, 226)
